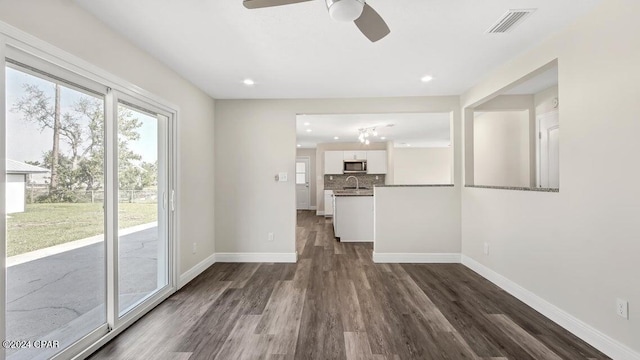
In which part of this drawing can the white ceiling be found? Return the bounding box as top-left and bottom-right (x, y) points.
(75, 0), (601, 99)
(296, 113), (451, 148)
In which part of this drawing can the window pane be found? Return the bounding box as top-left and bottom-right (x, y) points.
(296, 162), (305, 173)
(296, 173), (306, 184)
(117, 103), (167, 316)
(5, 65), (106, 359)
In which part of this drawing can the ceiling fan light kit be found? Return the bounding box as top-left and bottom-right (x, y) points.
(243, 0), (390, 42)
(326, 0), (365, 22)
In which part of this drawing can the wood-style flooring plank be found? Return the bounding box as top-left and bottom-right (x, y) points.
(344, 332), (375, 360)
(488, 314), (564, 360)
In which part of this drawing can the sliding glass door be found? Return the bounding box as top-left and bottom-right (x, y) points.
(2, 46), (176, 360)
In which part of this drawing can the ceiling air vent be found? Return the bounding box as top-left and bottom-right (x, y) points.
(487, 9), (536, 34)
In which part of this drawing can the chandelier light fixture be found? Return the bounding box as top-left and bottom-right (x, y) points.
(358, 127), (379, 145)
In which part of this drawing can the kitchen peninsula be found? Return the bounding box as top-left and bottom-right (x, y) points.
(333, 188), (374, 242)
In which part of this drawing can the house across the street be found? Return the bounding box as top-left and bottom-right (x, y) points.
(6, 159), (50, 214)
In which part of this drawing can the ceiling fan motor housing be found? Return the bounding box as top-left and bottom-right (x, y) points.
(326, 0), (365, 22)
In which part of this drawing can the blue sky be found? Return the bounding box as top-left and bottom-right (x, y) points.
(6, 66), (158, 164)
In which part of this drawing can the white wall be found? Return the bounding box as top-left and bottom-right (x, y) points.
(295, 148), (316, 208)
(0, 0), (217, 276)
(392, 147), (452, 185)
(473, 110), (530, 187)
(215, 97), (461, 256)
(535, 86), (559, 116)
(385, 141), (395, 185)
(375, 186), (460, 255)
(6, 174), (24, 214)
(461, 0), (640, 355)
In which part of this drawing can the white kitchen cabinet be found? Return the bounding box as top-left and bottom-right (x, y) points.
(366, 150), (387, 174)
(324, 190), (334, 217)
(343, 151), (367, 160)
(324, 151), (344, 174)
(333, 195), (374, 242)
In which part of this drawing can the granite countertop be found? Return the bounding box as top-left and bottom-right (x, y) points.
(374, 184), (454, 188)
(465, 185), (559, 193)
(333, 189), (374, 197)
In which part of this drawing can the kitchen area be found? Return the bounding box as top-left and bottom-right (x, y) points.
(296, 112), (453, 244)
(324, 150), (386, 242)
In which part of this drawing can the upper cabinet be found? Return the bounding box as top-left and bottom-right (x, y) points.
(366, 150), (387, 174)
(324, 150), (387, 174)
(324, 151), (344, 174)
(343, 151), (367, 160)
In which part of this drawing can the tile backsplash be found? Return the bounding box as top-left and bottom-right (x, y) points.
(324, 174), (385, 191)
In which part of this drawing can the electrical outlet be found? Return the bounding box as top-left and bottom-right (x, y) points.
(616, 299), (629, 319)
(268, 232), (274, 242)
(192, 242), (197, 254)
(329, 176), (333, 180)
(483, 242), (490, 255)
(375, 175), (379, 180)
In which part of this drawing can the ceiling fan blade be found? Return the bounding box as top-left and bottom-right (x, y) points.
(354, 3), (390, 42)
(243, 0), (313, 9)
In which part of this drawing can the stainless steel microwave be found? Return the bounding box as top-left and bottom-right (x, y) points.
(343, 160), (367, 174)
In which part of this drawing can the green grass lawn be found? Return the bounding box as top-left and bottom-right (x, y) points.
(7, 202), (157, 257)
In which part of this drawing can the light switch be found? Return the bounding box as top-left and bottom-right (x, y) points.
(278, 172), (288, 182)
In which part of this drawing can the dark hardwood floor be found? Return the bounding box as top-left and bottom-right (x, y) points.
(90, 210), (608, 359)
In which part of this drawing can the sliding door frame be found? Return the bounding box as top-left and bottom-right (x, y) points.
(0, 22), (180, 360)
(0, 34), (7, 360)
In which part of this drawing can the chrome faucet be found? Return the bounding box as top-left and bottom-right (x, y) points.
(345, 175), (359, 190)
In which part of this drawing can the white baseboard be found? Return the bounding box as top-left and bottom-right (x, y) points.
(215, 252), (297, 263)
(372, 252), (461, 263)
(310, 206), (317, 210)
(341, 239), (373, 243)
(316, 210), (325, 216)
(178, 252), (216, 289)
(461, 255), (640, 360)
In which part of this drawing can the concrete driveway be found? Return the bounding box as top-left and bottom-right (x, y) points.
(5, 226), (161, 360)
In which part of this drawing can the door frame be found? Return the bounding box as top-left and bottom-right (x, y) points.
(536, 110), (559, 188)
(295, 156), (311, 210)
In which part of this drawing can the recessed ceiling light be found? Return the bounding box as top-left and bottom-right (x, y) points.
(304, 122), (310, 126)
(243, 78), (255, 86)
(407, 144), (412, 147)
(421, 75), (434, 83)
(334, 136), (339, 140)
(380, 137), (386, 140)
(306, 129), (312, 132)
(297, 144), (301, 147)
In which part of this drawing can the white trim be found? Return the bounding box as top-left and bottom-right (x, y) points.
(215, 252), (297, 263)
(341, 239), (374, 243)
(178, 253), (216, 289)
(317, 210), (325, 216)
(310, 206), (317, 210)
(461, 255), (640, 360)
(0, 34), (7, 359)
(373, 252), (461, 263)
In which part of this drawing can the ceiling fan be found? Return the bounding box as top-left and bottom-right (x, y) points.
(243, 0), (390, 42)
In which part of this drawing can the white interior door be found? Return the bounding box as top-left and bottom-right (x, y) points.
(538, 111), (560, 188)
(296, 157), (310, 210)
